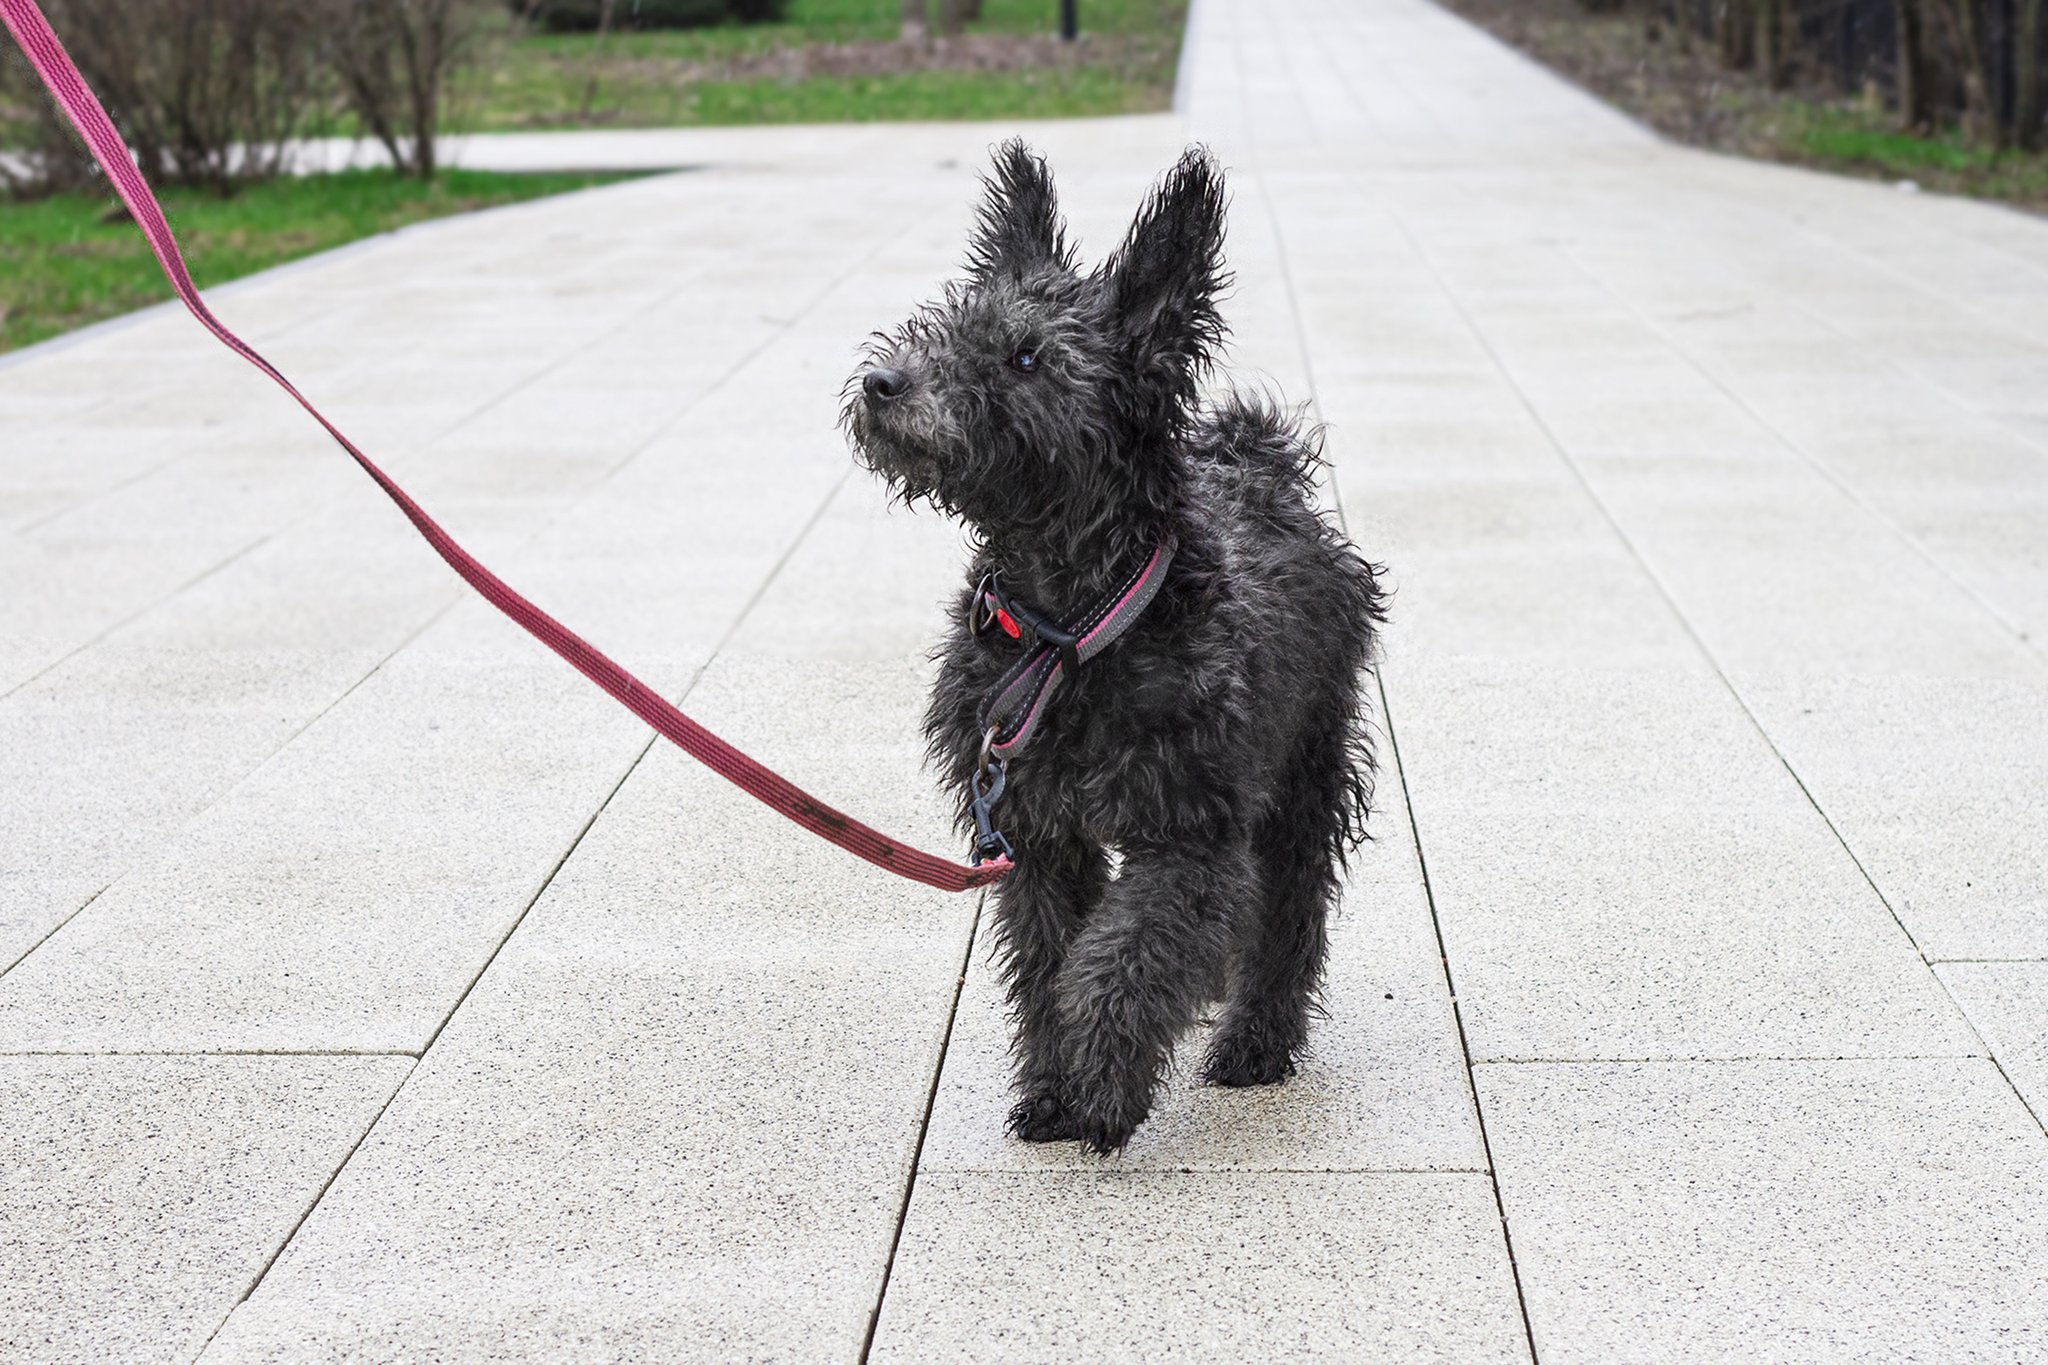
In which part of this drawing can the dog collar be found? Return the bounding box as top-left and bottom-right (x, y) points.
(971, 537), (1177, 760)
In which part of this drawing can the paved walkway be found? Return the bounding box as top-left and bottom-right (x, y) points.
(5, 1), (2048, 1360)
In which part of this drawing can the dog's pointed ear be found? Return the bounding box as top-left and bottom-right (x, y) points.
(1104, 147), (1229, 381)
(968, 140), (1069, 279)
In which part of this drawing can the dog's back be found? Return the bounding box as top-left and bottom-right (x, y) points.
(1184, 392), (1385, 855)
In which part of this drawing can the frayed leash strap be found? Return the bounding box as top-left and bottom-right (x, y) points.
(977, 538), (1176, 757)
(0, 0), (1009, 892)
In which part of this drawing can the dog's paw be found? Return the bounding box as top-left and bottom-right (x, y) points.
(1079, 1118), (1138, 1157)
(1007, 1094), (1083, 1143)
(1202, 1037), (1298, 1088)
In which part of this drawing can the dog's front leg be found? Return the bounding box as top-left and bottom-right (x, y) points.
(991, 834), (1108, 1143)
(1054, 837), (1252, 1154)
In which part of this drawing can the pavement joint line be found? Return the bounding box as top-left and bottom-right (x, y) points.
(1331, 0), (1462, 144)
(858, 889), (987, 1365)
(0, 529), (280, 705)
(0, 1049), (423, 1058)
(1373, 667), (1542, 1365)
(474, 202), (932, 563)
(212, 455), (857, 1332)
(0, 583), (467, 986)
(912, 1166), (1499, 1177)
(1472, 1053), (1990, 1066)
(1226, 71), (1356, 533)
(1554, 240), (2048, 674)
(192, 1056), (420, 1358)
(11, 430), (212, 536)
(1388, 203), (2048, 1146)
(14, 239), (711, 544)
(1742, 177), (2048, 364)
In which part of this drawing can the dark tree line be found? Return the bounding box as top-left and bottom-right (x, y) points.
(1627, 0), (2046, 147)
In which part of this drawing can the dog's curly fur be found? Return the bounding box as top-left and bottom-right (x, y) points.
(843, 142), (1386, 1154)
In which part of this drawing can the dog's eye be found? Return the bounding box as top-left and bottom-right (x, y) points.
(1009, 348), (1038, 374)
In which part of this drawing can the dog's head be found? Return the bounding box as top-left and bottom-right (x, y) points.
(844, 141), (1229, 549)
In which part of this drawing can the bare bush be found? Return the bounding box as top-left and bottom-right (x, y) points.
(326, 0), (482, 179)
(5, 0), (328, 196)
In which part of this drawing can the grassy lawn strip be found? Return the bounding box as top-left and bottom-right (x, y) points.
(458, 0), (1184, 130)
(1786, 110), (2048, 202)
(0, 168), (638, 354)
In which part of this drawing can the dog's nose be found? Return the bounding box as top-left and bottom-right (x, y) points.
(863, 367), (909, 403)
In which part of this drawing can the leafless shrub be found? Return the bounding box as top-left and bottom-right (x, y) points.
(1, 47), (96, 196)
(4, 0), (328, 196)
(325, 0), (482, 179)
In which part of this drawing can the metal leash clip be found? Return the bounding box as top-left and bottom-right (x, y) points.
(968, 570), (1002, 638)
(969, 725), (1013, 866)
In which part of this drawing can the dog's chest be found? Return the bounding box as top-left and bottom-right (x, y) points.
(944, 610), (1233, 840)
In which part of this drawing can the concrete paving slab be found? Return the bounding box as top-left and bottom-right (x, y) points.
(1388, 662), (1975, 1062)
(0, 1055), (409, 1365)
(866, 1172), (1526, 1364)
(1477, 1058), (2048, 1364)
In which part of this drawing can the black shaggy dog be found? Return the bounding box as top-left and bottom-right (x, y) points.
(844, 142), (1385, 1154)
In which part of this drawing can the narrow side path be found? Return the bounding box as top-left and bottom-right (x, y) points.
(1192, 1), (2048, 1360)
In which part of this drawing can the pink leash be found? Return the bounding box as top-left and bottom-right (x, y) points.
(0, 0), (1011, 892)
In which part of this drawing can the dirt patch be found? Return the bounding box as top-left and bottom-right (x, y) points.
(1440, 0), (1840, 152)
(596, 31), (1165, 86)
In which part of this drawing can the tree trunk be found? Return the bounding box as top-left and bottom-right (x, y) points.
(1937, 0), (2004, 146)
(1895, 0), (1933, 130)
(2018, 0), (2044, 149)
(581, 0), (617, 118)
(1757, 0), (1791, 87)
(1718, 0), (1756, 69)
(937, 0), (967, 37)
(900, 0), (928, 42)
(330, 0), (470, 179)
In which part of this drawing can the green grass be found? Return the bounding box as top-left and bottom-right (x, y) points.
(1784, 104), (2048, 207)
(1798, 118), (1992, 174)
(455, 0), (1185, 130)
(0, 168), (638, 354)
